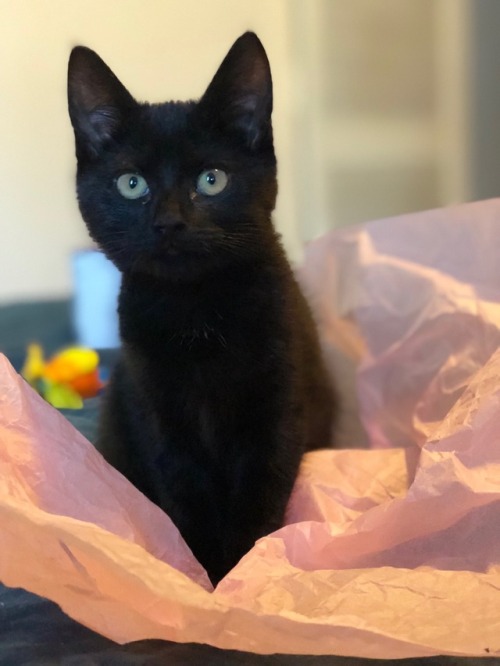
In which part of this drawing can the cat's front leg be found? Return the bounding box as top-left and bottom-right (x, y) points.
(218, 440), (303, 581)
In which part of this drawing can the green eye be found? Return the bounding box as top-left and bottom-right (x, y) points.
(196, 169), (228, 196)
(116, 173), (149, 200)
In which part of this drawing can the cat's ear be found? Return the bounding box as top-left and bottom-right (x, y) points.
(198, 32), (273, 150)
(68, 47), (136, 159)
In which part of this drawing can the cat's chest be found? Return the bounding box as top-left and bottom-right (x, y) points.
(131, 312), (279, 454)
(135, 347), (252, 459)
(120, 273), (285, 451)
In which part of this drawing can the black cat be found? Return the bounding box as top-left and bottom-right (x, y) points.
(67, 32), (334, 585)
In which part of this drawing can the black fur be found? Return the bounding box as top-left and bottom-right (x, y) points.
(67, 32), (334, 585)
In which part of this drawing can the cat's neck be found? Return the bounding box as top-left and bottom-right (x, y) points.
(118, 255), (287, 354)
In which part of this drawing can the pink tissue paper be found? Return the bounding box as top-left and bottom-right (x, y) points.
(1, 199), (500, 658)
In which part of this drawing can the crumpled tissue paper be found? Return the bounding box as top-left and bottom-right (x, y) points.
(1, 199), (500, 659)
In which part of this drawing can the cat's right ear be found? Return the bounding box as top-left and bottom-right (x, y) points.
(68, 47), (136, 159)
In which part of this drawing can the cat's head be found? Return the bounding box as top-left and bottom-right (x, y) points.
(67, 32), (278, 282)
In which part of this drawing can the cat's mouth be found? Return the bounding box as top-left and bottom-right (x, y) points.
(156, 238), (205, 260)
(130, 243), (213, 282)
(164, 243), (183, 257)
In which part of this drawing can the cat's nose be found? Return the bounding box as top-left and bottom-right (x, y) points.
(153, 218), (186, 237)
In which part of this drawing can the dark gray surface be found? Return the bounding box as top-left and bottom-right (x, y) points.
(470, 0), (500, 201)
(0, 299), (74, 371)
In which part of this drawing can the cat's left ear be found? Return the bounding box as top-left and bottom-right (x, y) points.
(198, 32), (273, 150)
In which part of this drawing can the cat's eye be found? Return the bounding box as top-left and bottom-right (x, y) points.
(196, 169), (228, 197)
(116, 173), (150, 200)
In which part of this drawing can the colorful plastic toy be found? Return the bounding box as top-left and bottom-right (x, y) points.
(22, 344), (104, 409)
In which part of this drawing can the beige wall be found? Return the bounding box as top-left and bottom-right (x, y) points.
(289, 0), (470, 241)
(0, 0), (299, 301)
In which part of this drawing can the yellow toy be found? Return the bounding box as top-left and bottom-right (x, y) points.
(22, 344), (103, 409)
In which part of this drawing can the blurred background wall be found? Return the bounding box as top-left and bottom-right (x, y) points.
(1, 0), (500, 302)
